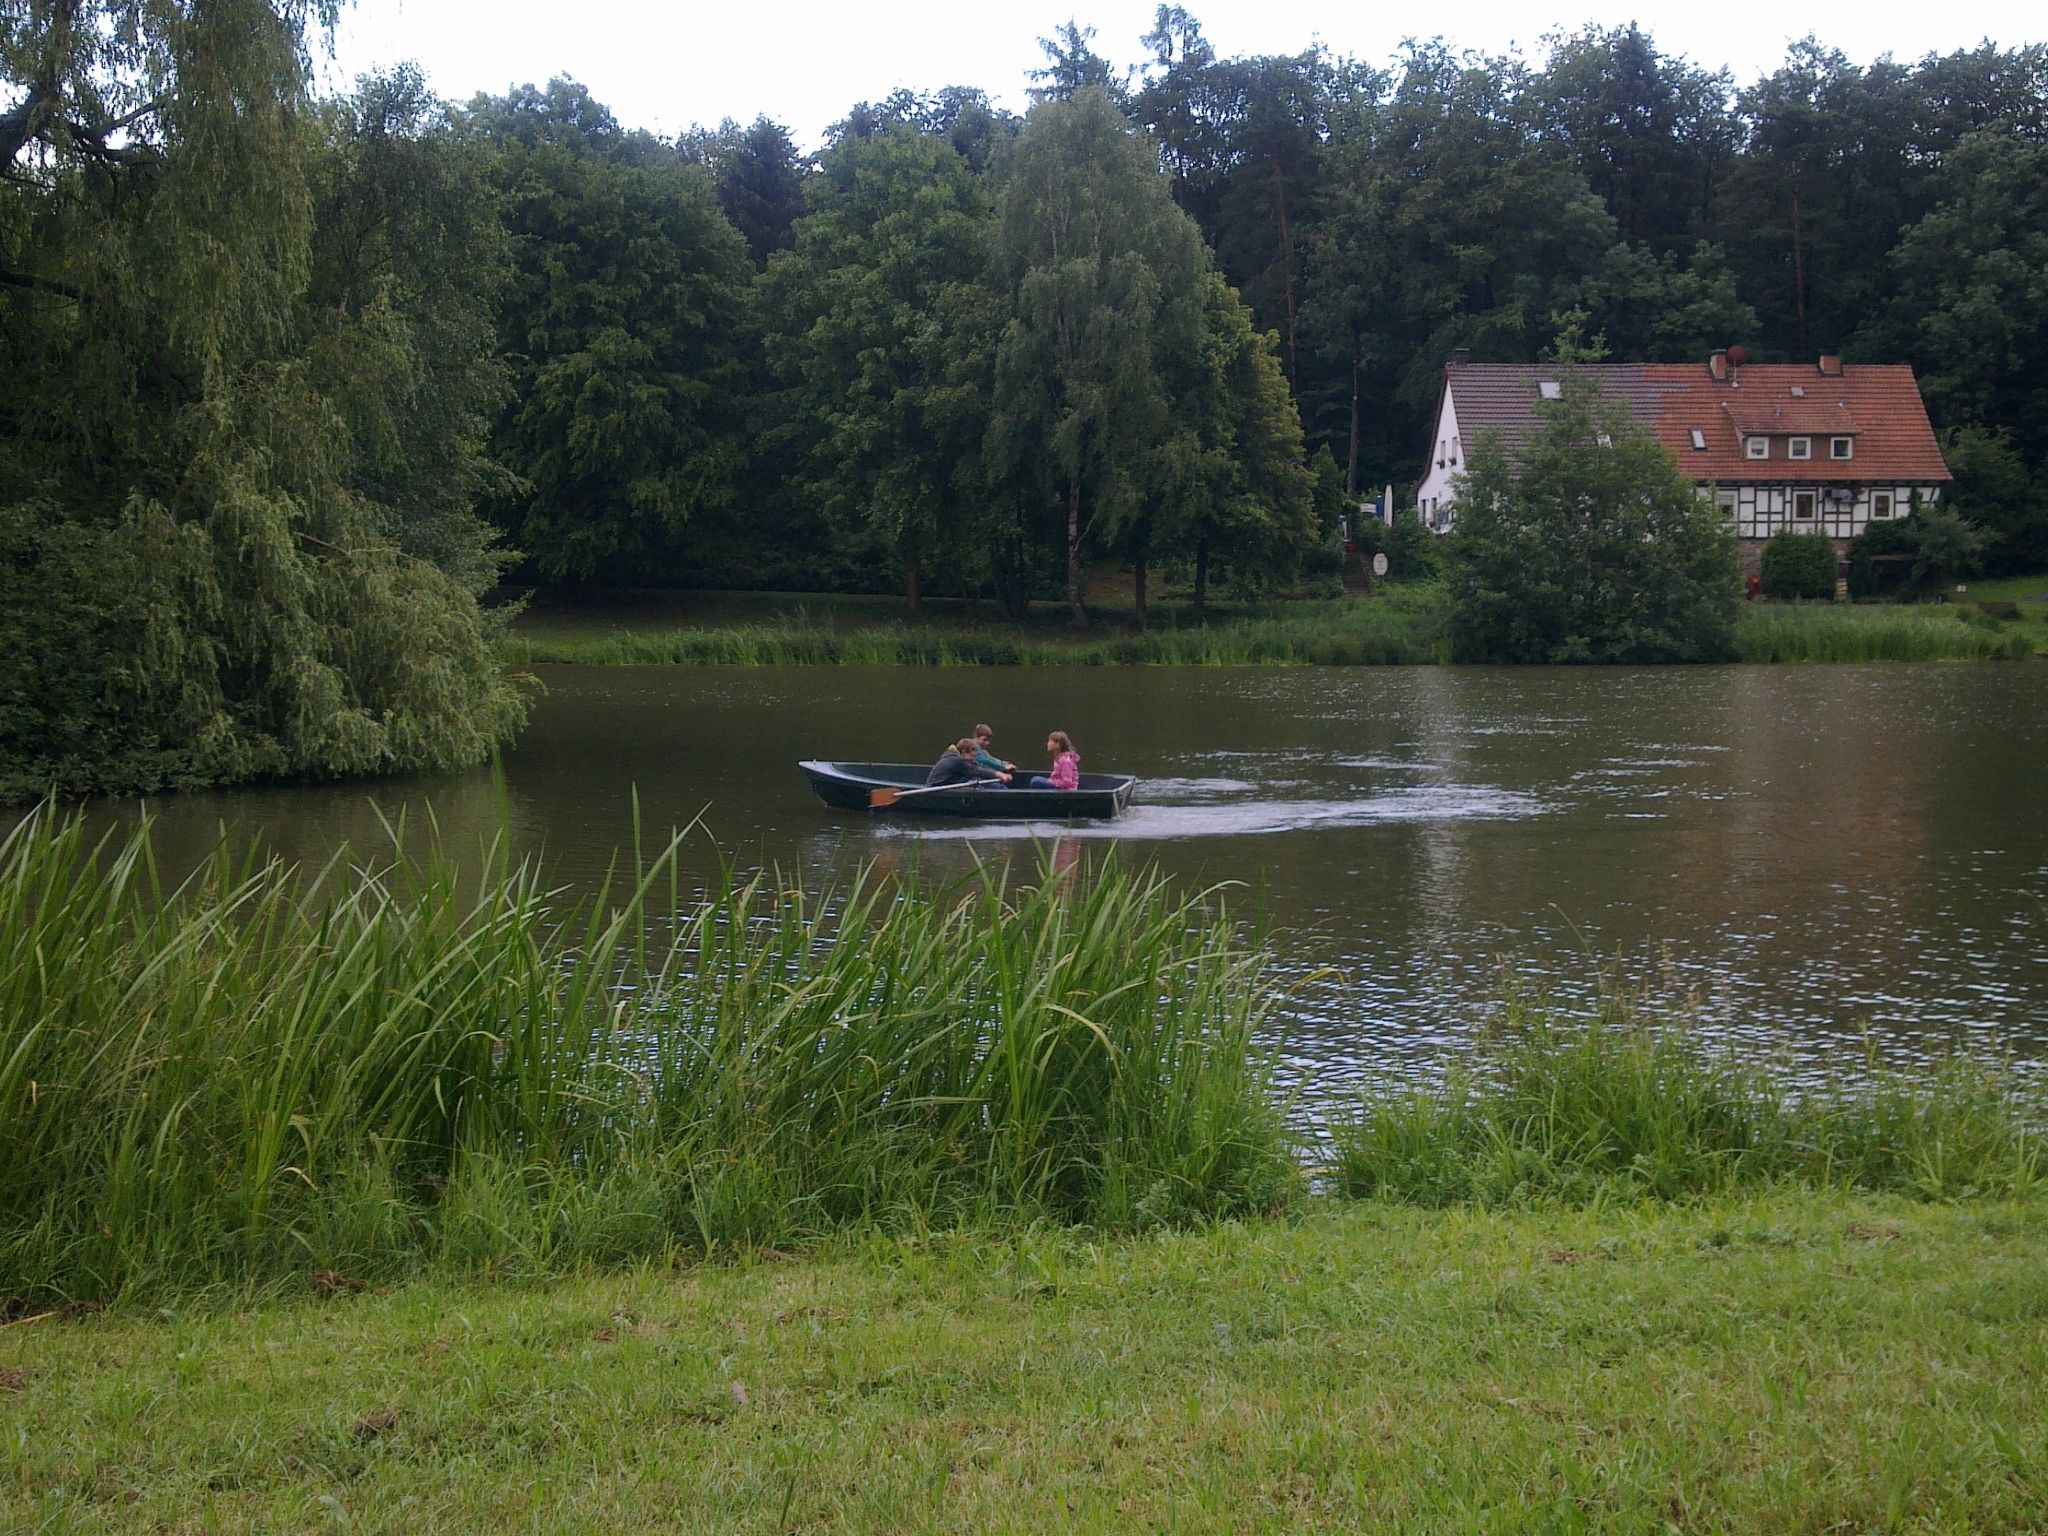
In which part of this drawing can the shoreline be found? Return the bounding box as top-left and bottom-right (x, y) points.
(499, 592), (2044, 667)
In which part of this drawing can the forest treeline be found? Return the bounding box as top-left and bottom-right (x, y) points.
(4, 4), (2047, 794)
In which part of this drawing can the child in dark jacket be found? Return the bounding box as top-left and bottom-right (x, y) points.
(926, 738), (1011, 787)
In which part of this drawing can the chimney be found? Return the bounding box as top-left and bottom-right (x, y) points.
(1818, 354), (1843, 376)
(1709, 349), (1728, 381)
(1450, 347), (1471, 366)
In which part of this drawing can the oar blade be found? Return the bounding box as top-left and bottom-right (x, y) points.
(867, 787), (902, 809)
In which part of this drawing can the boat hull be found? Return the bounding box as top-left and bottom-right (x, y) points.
(798, 761), (1137, 819)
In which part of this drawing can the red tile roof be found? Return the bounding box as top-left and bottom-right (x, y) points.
(1644, 363), (1948, 483)
(1442, 361), (1949, 484)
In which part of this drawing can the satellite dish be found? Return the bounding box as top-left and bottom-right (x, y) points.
(1371, 552), (1389, 577)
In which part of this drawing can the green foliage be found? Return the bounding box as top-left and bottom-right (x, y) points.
(1733, 604), (2034, 662)
(1329, 990), (2042, 1205)
(1759, 529), (1840, 600)
(1445, 377), (1739, 662)
(0, 810), (1294, 1302)
(498, 593), (1450, 667)
(469, 80), (755, 583)
(1940, 427), (2048, 576)
(1, 14), (522, 799)
(1844, 508), (1985, 600)
(763, 123), (998, 609)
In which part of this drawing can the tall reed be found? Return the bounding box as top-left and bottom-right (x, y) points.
(1733, 604), (2036, 662)
(1327, 990), (2043, 1206)
(0, 811), (1294, 1304)
(496, 595), (1449, 668)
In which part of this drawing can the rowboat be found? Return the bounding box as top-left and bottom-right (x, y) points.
(798, 760), (1138, 819)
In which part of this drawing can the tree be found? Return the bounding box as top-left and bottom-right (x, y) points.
(1, 6), (523, 798)
(765, 123), (998, 610)
(987, 88), (1209, 628)
(676, 114), (808, 269)
(1446, 376), (1739, 662)
(469, 80), (754, 584)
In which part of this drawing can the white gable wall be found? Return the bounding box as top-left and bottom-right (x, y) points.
(1412, 385), (1464, 531)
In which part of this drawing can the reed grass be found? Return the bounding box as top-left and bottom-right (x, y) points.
(1732, 603), (2037, 662)
(496, 594), (1449, 667)
(0, 810), (1294, 1305)
(1328, 989), (2044, 1206)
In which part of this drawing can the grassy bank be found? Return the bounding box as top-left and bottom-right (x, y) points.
(6, 1194), (2046, 1531)
(1731, 602), (2038, 662)
(7, 808), (2044, 1316)
(499, 589), (2039, 666)
(499, 590), (1450, 667)
(1333, 992), (2041, 1205)
(0, 812), (1290, 1305)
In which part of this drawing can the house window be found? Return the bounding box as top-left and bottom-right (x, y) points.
(1793, 490), (1817, 519)
(1872, 491), (1894, 519)
(1689, 429), (1707, 451)
(1831, 437), (1853, 460)
(1451, 436), (1460, 464)
(1789, 437), (1812, 460)
(1716, 489), (1737, 519)
(1747, 437), (1769, 459)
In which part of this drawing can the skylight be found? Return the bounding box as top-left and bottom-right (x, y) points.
(1790, 385), (1806, 398)
(1689, 429), (1707, 450)
(1538, 381), (1561, 399)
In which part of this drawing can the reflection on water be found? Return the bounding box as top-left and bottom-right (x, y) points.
(80, 662), (2048, 1084)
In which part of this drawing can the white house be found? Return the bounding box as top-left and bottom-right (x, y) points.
(1414, 350), (1952, 563)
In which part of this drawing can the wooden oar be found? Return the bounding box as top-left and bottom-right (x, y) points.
(868, 779), (994, 810)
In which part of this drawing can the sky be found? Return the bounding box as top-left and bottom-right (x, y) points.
(321, 0), (2040, 147)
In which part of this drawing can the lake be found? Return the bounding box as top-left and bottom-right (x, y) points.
(89, 663), (2048, 1083)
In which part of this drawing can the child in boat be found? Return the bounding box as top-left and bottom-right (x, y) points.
(926, 738), (1011, 788)
(970, 724), (1016, 776)
(1027, 731), (1081, 790)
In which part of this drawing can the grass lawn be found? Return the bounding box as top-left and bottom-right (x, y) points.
(6, 1193), (2046, 1533)
(1962, 571), (2048, 655)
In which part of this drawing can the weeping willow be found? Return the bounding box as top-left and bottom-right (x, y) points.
(1, 2), (524, 797)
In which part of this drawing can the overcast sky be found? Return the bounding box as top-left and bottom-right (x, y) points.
(321, 0), (2040, 146)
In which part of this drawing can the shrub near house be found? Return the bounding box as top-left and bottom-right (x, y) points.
(1760, 529), (1840, 600)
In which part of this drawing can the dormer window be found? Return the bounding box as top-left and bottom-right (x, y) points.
(1830, 437), (1854, 460)
(1788, 437), (1812, 460)
(1689, 429), (1707, 451)
(1746, 437), (1769, 459)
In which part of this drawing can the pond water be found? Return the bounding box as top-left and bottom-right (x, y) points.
(90, 663), (2048, 1082)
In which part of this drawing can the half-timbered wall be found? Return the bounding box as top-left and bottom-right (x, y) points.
(1700, 482), (1944, 541)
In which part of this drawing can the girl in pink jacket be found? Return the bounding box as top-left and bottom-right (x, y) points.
(1029, 731), (1081, 790)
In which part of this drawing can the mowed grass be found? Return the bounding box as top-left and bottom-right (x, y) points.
(5, 1194), (2046, 1532)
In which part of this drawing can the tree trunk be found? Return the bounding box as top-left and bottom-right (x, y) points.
(1271, 164), (1298, 387)
(1790, 193), (1808, 357)
(1346, 351), (1362, 497)
(1066, 479), (1089, 630)
(904, 556), (921, 614)
(1193, 542), (1210, 623)
(1133, 553), (1148, 631)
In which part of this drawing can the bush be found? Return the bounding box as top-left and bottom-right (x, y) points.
(1446, 377), (1739, 662)
(1759, 529), (1839, 600)
(1845, 507), (1990, 600)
